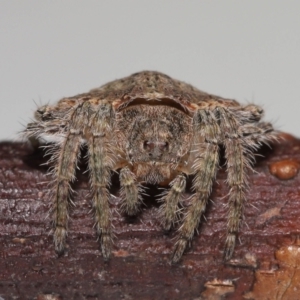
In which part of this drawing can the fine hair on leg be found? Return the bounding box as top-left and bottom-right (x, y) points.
(87, 101), (116, 260)
(172, 109), (220, 263)
(218, 107), (254, 260)
(52, 103), (87, 254)
(159, 174), (186, 231)
(120, 166), (142, 216)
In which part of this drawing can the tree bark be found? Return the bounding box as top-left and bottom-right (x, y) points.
(1, 133), (300, 300)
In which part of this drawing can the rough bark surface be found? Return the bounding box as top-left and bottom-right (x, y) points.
(1, 133), (300, 300)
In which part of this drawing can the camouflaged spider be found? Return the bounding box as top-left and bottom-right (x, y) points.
(24, 71), (276, 263)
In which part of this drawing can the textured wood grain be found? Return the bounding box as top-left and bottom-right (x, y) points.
(1, 133), (300, 300)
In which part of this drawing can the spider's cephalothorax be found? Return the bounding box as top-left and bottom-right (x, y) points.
(117, 104), (192, 184)
(24, 71), (276, 262)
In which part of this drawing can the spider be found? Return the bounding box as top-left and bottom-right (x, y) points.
(24, 71), (276, 263)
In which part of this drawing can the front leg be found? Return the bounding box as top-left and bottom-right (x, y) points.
(219, 107), (276, 260)
(119, 166), (142, 215)
(172, 109), (220, 263)
(219, 107), (254, 260)
(87, 101), (116, 260)
(52, 103), (87, 254)
(160, 174), (186, 231)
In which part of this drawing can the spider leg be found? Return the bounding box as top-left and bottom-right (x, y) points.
(120, 166), (142, 215)
(172, 109), (220, 263)
(52, 103), (87, 254)
(87, 101), (116, 260)
(239, 122), (276, 147)
(160, 174), (186, 231)
(218, 107), (255, 260)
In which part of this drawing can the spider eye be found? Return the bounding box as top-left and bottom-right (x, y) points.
(143, 140), (149, 150)
(143, 141), (169, 153)
(41, 112), (53, 121)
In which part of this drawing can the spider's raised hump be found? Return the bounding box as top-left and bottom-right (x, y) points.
(73, 70), (240, 114)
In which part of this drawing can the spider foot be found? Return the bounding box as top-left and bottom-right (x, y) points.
(223, 233), (236, 261)
(124, 204), (140, 216)
(54, 226), (67, 255)
(171, 238), (188, 264)
(163, 219), (173, 232)
(101, 234), (112, 261)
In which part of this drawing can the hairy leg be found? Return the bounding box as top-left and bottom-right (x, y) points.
(219, 107), (254, 260)
(240, 122), (276, 147)
(52, 104), (87, 254)
(120, 166), (142, 215)
(160, 174), (186, 231)
(87, 101), (115, 260)
(172, 109), (220, 263)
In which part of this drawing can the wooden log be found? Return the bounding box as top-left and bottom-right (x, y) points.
(1, 133), (300, 299)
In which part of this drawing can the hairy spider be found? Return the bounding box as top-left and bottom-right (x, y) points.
(24, 71), (276, 263)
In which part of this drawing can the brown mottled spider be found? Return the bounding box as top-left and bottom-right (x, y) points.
(24, 71), (276, 263)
